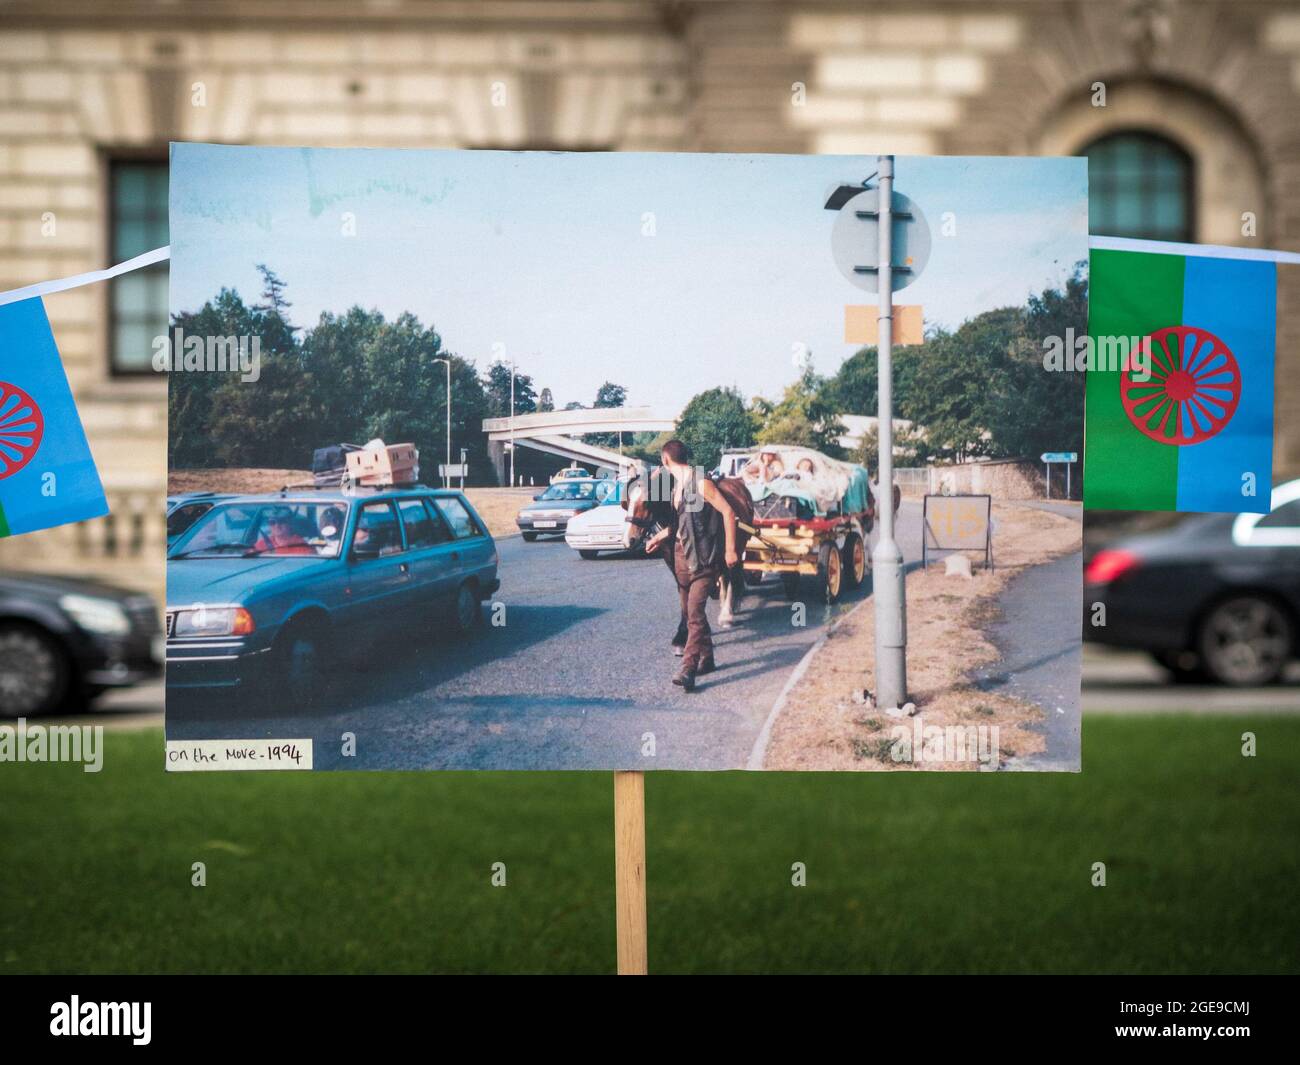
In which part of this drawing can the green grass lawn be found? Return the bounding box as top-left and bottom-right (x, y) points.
(2, 714), (1297, 974)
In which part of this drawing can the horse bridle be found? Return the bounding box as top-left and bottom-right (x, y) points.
(624, 475), (669, 548)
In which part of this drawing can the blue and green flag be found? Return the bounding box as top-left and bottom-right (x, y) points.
(1083, 247), (1275, 513)
(0, 297), (107, 537)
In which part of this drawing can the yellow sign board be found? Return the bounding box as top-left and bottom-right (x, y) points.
(923, 494), (993, 571)
(844, 305), (924, 346)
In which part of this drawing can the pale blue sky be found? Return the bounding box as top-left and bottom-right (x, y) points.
(170, 144), (1086, 412)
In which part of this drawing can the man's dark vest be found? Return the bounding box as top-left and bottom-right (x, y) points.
(675, 467), (724, 574)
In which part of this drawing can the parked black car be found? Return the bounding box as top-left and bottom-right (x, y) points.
(1084, 481), (1300, 685)
(0, 572), (162, 715)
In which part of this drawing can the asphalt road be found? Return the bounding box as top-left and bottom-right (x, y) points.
(166, 504), (924, 771)
(977, 551), (1082, 771)
(1081, 646), (1300, 713)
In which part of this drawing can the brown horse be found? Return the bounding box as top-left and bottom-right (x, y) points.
(620, 466), (747, 637)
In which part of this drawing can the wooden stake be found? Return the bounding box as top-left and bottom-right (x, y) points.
(613, 770), (648, 975)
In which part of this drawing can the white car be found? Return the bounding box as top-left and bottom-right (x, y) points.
(564, 503), (630, 559)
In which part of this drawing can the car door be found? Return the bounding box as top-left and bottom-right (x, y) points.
(1234, 492), (1300, 610)
(343, 500), (412, 628)
(396, 496), (461, 617)
(432, 494), (494, 590)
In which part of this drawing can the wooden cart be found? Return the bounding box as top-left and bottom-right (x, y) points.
(740, 507), (874, 604)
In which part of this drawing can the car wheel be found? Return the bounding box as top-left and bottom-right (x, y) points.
(522, 532), (538, 542)
(278, 626), (324, 709)
(842, 532), (867, 589)
(0, 622), (71, 716)
(579, 549), (600, 560)
(452, 581), (481, 636)
(1197, 595), (1292, 686)
(817, 543), (843, 604)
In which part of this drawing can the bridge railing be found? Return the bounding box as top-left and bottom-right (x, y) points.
(482, 405), (678, 437)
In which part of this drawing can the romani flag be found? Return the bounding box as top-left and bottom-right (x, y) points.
(1083, 242), (1277, 513)
(0, 297), (107, 537)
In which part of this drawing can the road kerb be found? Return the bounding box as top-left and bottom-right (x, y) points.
(746, 592), (875, 770)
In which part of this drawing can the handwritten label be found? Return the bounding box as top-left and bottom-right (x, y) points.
(166, 739), (313, 771)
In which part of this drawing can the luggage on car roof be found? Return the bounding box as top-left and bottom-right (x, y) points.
(312, 443), (361, 487)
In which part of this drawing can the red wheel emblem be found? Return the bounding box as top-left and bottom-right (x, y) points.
(0, 381), (44, 480)
(1121, 325), (1241, 446)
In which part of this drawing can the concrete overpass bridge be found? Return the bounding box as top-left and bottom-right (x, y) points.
(482, 406), (679, 484)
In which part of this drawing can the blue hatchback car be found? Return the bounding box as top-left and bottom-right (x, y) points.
(166, 486), (499, 703)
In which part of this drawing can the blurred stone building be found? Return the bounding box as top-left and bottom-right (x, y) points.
(1, 0), (1297, 596)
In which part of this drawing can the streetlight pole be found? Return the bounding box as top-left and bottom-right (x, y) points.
(509, 358), (516, 488)
(433, 357), (451, 489)
(873, 155), (908, 712)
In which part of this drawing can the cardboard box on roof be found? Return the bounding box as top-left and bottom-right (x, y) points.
(346, 441), (419, 486)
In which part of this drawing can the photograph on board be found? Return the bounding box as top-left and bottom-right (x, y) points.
(164, 144), (1086, 772)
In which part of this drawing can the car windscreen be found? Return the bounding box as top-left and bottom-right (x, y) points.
(539, 482), (598, 501)
(169, 502), (349, 558)
(166, 501), (213, 539)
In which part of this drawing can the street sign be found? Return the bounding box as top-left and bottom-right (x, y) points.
(831, 188), (930, 294)
(1040, 453), (1076, 500)
(845, 304), (923, 346)
(439, 463), (468, 478)
(923, 494), (993, 572)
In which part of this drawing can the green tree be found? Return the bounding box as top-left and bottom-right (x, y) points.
(588, 380), (629, 448)
(1014, 261), (1087, 458)
(327, 309), (492, 483)
(826, 343), (920, 418)
(752, 368), (846, 458)
(674, 386), (754, 471)
(168, 288), (246, 468)
(483, 361), (538, 418)
(827, 264), (1087, 464)
(538, 387), (555, 413)
(594, 381), (627, 409)
(169, 285), (303, 469)
(253, 264), (296, 354)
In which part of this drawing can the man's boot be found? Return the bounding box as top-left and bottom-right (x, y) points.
(672, 665), (697, 692)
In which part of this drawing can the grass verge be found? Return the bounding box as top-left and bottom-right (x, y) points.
(1, 715), (1295, 974)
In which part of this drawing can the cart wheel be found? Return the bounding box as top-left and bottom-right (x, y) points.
(781, 572), (801, 600)
(818, 543), (843, 604)
(744, 569), (764, 587)
(841, 532), (866, 589)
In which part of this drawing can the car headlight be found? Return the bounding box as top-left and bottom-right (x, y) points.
(59, 594), (130, 636)
(171, 606), (255, 638)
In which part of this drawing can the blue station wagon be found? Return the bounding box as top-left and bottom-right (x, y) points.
(166, 486), (499, 704)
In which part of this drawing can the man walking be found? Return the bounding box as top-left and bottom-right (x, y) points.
(654, 439), (738, 692)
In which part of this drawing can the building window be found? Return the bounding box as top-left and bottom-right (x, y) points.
(1083, 131), (1194, 242)
(109, 159), (169, 375)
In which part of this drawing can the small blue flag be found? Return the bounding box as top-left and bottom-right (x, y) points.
(0, 297), (108, 537)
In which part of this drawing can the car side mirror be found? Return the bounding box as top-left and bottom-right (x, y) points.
(351, 543), (380, 562)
